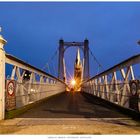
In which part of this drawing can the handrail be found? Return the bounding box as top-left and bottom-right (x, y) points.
(6, 54), (65, 84)
(86, 54), (140, 82)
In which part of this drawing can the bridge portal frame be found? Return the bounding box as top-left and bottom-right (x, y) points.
(58, 39), (90, 81)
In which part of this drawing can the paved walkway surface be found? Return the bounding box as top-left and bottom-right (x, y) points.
(0, 92), (140, 134)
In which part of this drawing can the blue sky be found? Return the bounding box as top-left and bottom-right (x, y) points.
(1, 2), (140, 78)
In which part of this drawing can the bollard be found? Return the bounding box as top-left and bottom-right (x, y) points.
(0, 34), (7, 120)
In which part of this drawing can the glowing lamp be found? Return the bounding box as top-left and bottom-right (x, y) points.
(71, 79), (76, 86)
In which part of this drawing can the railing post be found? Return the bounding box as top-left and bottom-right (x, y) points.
(0, 34), (7, 120)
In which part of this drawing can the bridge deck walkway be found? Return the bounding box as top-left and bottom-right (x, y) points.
(17, 92), (128, 118)
(0, 92), (140, 134)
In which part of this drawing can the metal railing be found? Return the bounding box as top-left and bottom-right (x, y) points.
(81, 54), (140, 112)
(0, 35), (66, 120)
(5, 54), (66, 109)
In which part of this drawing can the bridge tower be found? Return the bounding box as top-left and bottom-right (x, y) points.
(58, 39), (89, 81)
(58, 39), (65, 81)
(83, 39), (89, 80)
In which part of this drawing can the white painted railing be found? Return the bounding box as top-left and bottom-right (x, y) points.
(0, 35), (66, 120)
(81, 54), (140, 112)
(5, 54), (66, 109)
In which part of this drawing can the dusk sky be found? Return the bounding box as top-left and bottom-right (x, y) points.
(1, 2), (140, 79)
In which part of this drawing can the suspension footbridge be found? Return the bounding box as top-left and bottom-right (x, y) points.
(0, 33), (140, 134)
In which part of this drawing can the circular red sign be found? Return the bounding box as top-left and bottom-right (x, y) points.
(131, 82), (137, 96)
(7, 81), (15, 96)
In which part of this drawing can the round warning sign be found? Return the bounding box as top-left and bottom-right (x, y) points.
(130, 82), (137, 96)
(7, 81), (15, 96)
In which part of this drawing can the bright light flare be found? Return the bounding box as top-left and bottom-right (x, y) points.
(71, 79), (76, 86)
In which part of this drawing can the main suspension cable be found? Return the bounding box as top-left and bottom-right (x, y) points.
(89, 48), (113, 80)
(89, 48), (104, 75)
(42, 48), (58, 74)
